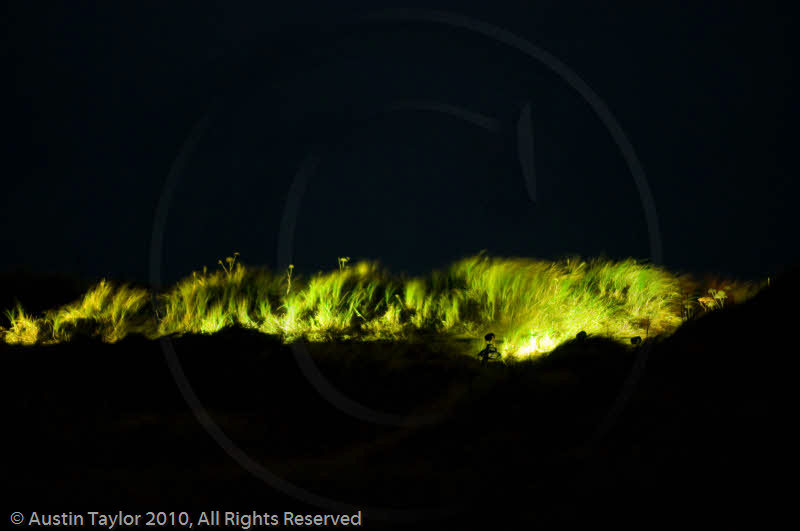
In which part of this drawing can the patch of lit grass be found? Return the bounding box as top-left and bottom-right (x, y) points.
(1, 252), (768, 360)
(41, 280), (152, 343)
(3, 303), (42, 345)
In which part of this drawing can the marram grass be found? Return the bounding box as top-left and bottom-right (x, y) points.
(0, 253), (766, 360)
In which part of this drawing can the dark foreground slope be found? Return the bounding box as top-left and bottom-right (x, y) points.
(4, 269), (795, 528)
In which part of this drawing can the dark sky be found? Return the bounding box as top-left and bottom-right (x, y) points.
(5, 1), (797, 286)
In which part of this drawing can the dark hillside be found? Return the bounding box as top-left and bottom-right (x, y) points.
(4, 267), (795, 527)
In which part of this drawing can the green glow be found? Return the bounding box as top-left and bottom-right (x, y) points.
(0, 253), (767, 359)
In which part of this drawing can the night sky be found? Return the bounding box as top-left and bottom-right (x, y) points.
(5, 1), (797, 287)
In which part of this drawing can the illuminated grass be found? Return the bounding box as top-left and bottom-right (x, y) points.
(1, 253), (767, 360)
(40, 280), (152, 343)
(3, 303), (41, 345)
